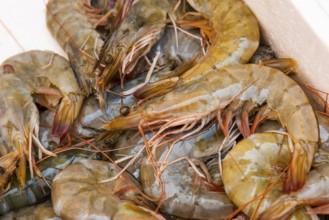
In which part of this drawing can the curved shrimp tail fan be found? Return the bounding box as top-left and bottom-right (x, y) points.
(283, 143), (309, 193)
(52, 95), (84, 137)
(258, 198), (298, 220)
(102, 110), (142, 130)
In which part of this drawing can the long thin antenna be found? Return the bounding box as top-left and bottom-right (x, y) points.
(0, 19), (25, 51)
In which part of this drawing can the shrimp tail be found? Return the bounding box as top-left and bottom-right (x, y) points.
(258, 199), (298, 220)
(283, 142), (309, 193)
(52, 94), (84, 137)
(102, 110), (142, 130)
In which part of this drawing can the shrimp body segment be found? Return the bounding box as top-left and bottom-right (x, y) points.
(178, 0), (259, 79)
(104, 64), (318, 192)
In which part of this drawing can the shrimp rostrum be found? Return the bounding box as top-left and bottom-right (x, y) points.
(103, 64), (318, 193)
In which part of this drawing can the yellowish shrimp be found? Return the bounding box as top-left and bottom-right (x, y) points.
(104, 64), (318, 192)
(222, 133), (319, 220)
(0, 74), (54, 189)
(1, 50), (85, 137)
(46, 0), (108, 95)
(259, 163), (329, 219)
(51, 159), (164, 220)
(135, 0), (260, 98)
(93, 0), (169, 92)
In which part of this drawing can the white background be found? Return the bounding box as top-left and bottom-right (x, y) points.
(0, 0), (66, 63)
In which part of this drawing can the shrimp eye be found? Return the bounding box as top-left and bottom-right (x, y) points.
(0, 166), (5, 175)
(120, 106), (130, 116)
(104, 54), (113, 64)
(2, 64), (15, 74)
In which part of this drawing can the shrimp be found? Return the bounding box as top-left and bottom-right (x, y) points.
(0, 149), (100, 215)
(103, 64), (318, 192)
(222, 133), (319, 220)
(93, 0), (169, 92)
(134, 0), (260, 98)
(0, 74), (52, 189)
(259, 163), (329, 219)
(46, 0), (110, 95)
(1, 200), (59, 220)
(139, 123), (235, 219)
(51, 159), (164, 220)
(1, 50), (85, 137)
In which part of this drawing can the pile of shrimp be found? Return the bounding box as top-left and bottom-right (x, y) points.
(1, 0), (329, 219)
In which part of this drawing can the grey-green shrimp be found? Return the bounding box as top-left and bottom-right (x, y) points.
(1, 50), (85, 137)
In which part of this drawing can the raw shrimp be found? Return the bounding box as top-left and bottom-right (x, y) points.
(135, 0), (260, 98)
(94, 0), (169, 92)
(259, 163), (329, 219)
(51, 159), (164, 220)
(139, 123), (235, 219)
(1, 200), (59, 220)
(0, 74), (52, 189)
(0, 149), (100, 215)
(1, 50), (85, 137)
(222, 133), (318, 220)
(104, 64), (318, 192)
(46, 0), (108, 94)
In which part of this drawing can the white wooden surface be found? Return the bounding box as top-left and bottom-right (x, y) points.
(243, 0), (329, 96)
(0, 0), (65, 63)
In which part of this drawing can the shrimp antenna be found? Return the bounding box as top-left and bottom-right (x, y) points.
(0, 19), (25, 52)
